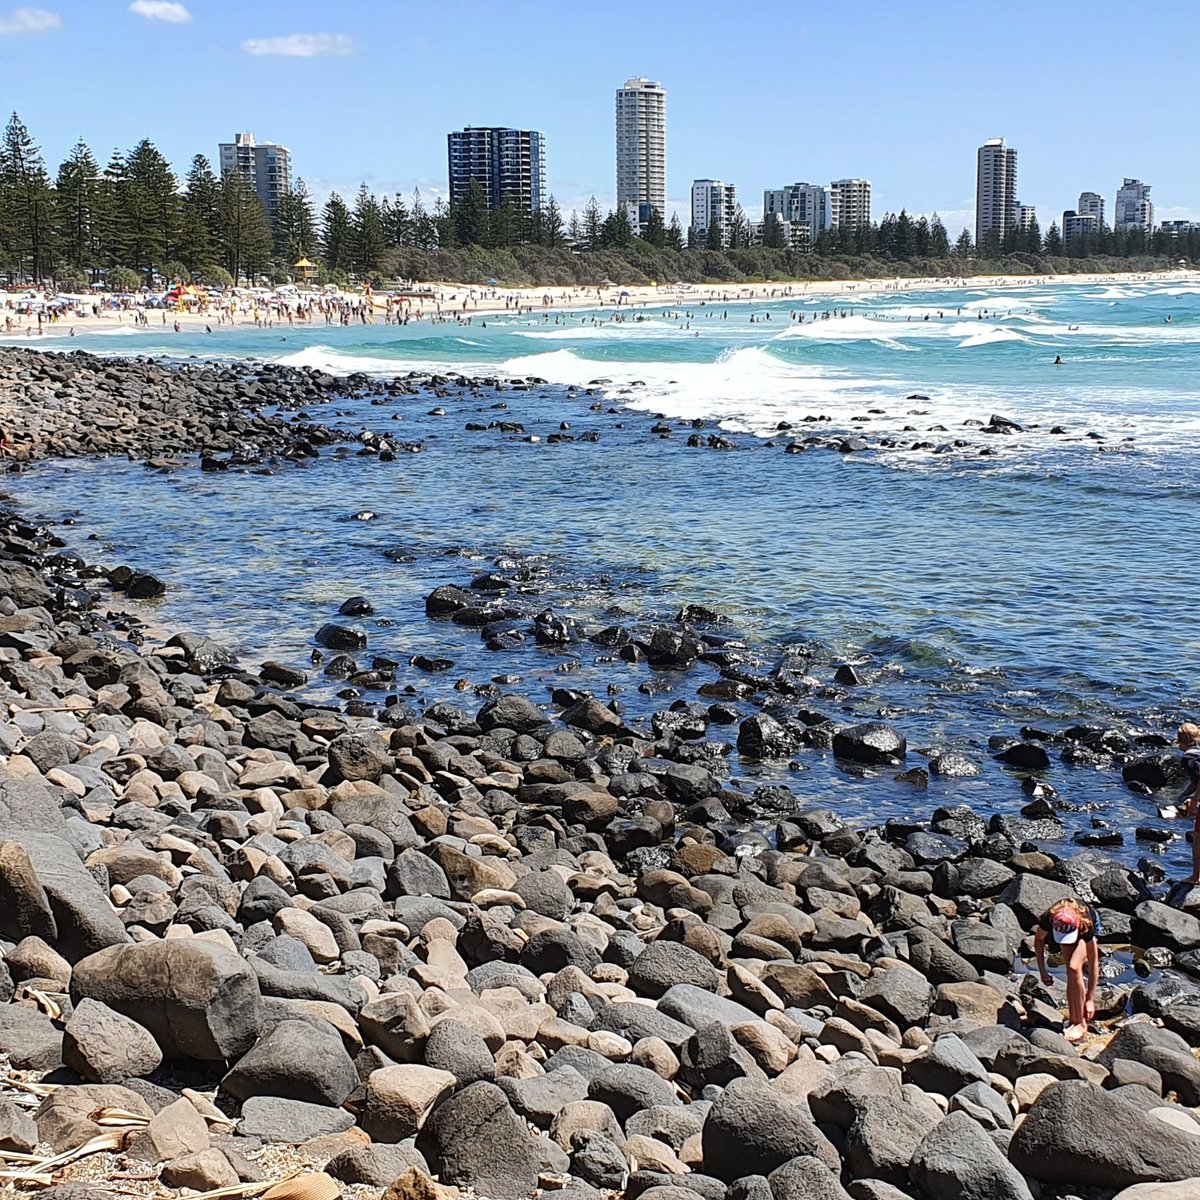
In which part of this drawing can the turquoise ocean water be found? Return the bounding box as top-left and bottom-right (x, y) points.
(8, 276), (1200, 869)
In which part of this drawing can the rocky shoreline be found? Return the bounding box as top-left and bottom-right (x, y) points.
(2, 348), (1200, 1200)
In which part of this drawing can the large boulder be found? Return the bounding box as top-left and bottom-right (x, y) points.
(71, 939), (263, 1061)
(700, 1077), (840, 1181)
(844, 1094), (939, 1186)
(221, 1019), (357, 1106)
(62, 999), (162, 1083)
(363, 1065), (457, 1142)
(1009, 1080), (1200, 1187)
(416, 1081), (540, 1200)
(1, 832), (127, 962)
(912, 1110), (1033, 1200)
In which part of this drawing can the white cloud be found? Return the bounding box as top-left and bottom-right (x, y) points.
(129, 0), (191, 23)
(0, 7), (60, 34)
(241, 32), (353, 58)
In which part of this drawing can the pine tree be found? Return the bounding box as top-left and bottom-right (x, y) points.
(542, 195), (564, 248)
(430, 195), (454, 249)
(272, 177), (317, 263)
(385, 192), (410, 247)
(178, 154), (220, 271)
(411, 188), (438, 250)
(728, 205), (748, 250)
(583, 196), (602, 251)
(123, 138), (180, 278)
(929, 214), (950, 257)
(1043, 222), (1063, 256)
(642, 206), (666, 248)
(94, 150), (130, 273)
(0, 112), (54, 280)
(566, 210), (582, 247)
(54, 139), (100, 275)
(321, 192), (352, 272)
(453, 178), (490, 247)
(219, 168), (272, 283)
(1025, 216), (1042, 255)
(666, 213), (684, 251)
(489, 193), (518, 248)
(953, 228), (974, 257)
(351, 183), (386, 274)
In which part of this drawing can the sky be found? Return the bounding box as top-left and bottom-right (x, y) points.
(2, 0), (1199, 235)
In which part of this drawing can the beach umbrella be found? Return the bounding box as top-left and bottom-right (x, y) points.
(486, 278), (500, 285)
(619, 290), (631, 297)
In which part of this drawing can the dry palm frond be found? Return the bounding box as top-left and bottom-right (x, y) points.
(17, 987), (63, 1020)
(88, 1106), (151, 1128)
(175, 1168), (305, 1200)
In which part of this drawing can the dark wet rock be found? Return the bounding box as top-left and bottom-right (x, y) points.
(736, 713), (797, 760)
(314, 623), (367, 650)
(833, 722), (906, 765)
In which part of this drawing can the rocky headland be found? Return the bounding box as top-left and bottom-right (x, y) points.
(0, 346), (1199, 1200)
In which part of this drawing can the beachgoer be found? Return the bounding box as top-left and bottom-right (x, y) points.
(1053, 355), (1063, 365)
(1176, 723), (1200, 883)
(1034, 897), (1100, 1042)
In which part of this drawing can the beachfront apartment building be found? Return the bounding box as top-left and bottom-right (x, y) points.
(975, 138), (1018, 246)
(764, 183), (829, 244)
(1077, 191), (1105, 228)
(447, 127), (546, 216)
(1017, 204), (1038, 232)
(1114, 178), (1154, 232)
(828, 179), (872, 231)
(690, 180), (737, 246)
(218, 132), (291, 220)
(1062, 210), (1099, 249)
(616, 77), (666, 236)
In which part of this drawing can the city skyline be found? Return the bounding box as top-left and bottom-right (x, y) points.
(2, 0), (1199, 236)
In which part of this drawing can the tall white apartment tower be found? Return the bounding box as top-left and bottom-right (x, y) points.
(616, 77), (666, 235)
(828, 179), (872, 231)
(690, 180), (737, 246)
(1114, 179), (1154, 231)
(1078, 191), (1105, 228)
(975, 138), (1018, 246)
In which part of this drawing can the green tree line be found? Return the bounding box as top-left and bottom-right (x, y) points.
(0, 110), (1194, 289)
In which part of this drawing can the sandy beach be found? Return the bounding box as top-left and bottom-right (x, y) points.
(3, 268), (1197, 339)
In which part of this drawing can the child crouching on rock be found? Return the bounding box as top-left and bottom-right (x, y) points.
(1035, 898), (1100, 1044)
(1177, 723), (1200, 885)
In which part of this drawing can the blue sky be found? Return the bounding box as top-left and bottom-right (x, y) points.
(2, 0), (1198, 234)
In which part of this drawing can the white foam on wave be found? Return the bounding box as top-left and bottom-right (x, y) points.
(956, 327), (1031, 348)
(273, 344), (414, 375)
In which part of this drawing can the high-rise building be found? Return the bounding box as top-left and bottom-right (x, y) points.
(615, 77), (666, 234)
(1114, 178), (1154, 231)
(975, 138), (1018, 245)
(690, 180), (737, 246)
(828, 179), (872, 231)
(1062, 210), (1100, 249)
(446, 127), (545, 215)
(218, 132), (291, 220)
(1077, 191), (1105, 228)
(764, 183), (828, 243)
(1017, 204), (1038, 232)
